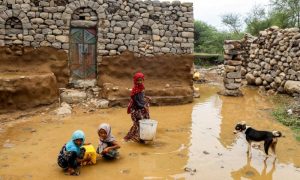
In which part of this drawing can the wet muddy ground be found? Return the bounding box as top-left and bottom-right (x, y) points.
(0, 84), (300, 180)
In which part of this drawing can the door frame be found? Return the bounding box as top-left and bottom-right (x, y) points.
(69, 27), (97, 81)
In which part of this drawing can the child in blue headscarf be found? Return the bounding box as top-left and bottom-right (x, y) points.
(57, 130), (88, 176)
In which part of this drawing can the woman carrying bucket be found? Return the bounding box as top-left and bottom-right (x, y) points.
(124, 72), (151, 143)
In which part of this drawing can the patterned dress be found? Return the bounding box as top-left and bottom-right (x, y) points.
(124, 92), (150, 142)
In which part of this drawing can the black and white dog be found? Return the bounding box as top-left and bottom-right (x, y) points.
(234, 122), (282, 156)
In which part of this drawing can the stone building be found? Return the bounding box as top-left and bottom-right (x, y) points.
(0, 0), (194, 110)
(0, 0), (194, 80)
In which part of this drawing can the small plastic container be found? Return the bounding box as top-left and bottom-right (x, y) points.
(82, 145), (97, 165)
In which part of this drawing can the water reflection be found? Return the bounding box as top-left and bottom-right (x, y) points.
(231, 156), (276, 180)
(182, 84), (300, 179)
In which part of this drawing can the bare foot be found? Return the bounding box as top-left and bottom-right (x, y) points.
(139, 139), (146, 144)
(65, 168), (80, 176)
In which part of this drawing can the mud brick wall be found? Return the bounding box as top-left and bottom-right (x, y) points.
(0, 72), (58, 112)
(98, 51), (194, 106)
(222, 40), (243, 97)
(0, 0), (194, 58)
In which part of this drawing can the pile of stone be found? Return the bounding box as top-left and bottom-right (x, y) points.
(221, 40), (243, 96)
(59, 88), (109, 109)
(242, 26), (300, 95)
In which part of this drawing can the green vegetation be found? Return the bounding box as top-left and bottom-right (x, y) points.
(194, 53), (223, 67)
(194, 20), (243, 54)
(193, 20), (242, 67)
(271, 95), (300, 141)
(221, 13), (243, 34)
(228, 0), (300, 35)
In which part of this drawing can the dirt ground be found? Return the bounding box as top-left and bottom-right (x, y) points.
(0, 46), (69, 111)
(0, 84), (300, 179)
(98, 51), (194, 106)
(0, 72), (58, 112)
(0, 46), (69, 88)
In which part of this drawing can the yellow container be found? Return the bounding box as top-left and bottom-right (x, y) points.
(82, 145), (97, 165)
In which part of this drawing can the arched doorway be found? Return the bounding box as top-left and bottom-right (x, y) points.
(5, 17), (23, 45)
(69, 7), (97, 82)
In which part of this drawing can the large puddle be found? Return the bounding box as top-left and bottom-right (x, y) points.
(0, 84), (300, 180)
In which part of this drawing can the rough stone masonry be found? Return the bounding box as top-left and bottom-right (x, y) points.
(0, 0), (194, 57)
(224, 26), (300, 97)
(242, 27), (300, 96)
(221, 40), (243, 97)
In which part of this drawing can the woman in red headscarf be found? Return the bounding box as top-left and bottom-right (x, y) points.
(124, 72), (150, 143)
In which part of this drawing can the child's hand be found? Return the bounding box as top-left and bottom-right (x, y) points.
(145, 96), (151, 102)
(102, 147), (111, 154)
(85, 156), (92, 162)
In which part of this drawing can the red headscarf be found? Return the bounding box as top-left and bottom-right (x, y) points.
(127, 72), (145, 114)
(130, 72), (145, 97)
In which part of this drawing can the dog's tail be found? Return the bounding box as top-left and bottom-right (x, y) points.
(272, 131), (282, 137)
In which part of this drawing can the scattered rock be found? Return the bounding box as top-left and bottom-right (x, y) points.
(184, 167), (197, 175)
(90, 99), (109, 109)
(218, 89), (243, 97)
(284, 81), (300, 96)
(72, 80), (96, 88)
(120, 169), (130, 174)
(203, 150), (210, 155)
(88, 109), (95, 113)
(193, 92), (200, 98)
(55, 102), (72, 116)
(128, 152), (138, 157)
(60, 90), (87, 104)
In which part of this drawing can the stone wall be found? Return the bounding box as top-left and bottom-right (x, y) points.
(228, 26), (300, 96)
(0, 0), (194, 58)
(220, 40), (243, 97)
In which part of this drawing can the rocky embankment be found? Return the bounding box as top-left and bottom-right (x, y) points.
(241, 27), (300, 97)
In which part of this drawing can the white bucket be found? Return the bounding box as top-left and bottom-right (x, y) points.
(139, 119), (158, 141)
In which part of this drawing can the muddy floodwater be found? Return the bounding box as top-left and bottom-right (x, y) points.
(1, 84), (300, 180)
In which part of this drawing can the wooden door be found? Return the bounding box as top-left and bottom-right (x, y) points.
(69, 28), (97, 80)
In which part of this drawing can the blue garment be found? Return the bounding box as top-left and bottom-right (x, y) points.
(133, 92), (145, 109)
(65, 130), (85, 156)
